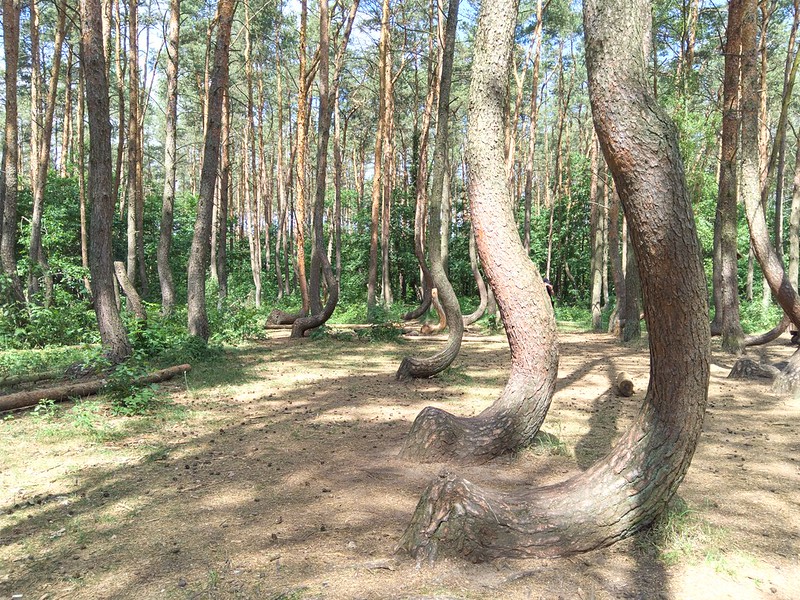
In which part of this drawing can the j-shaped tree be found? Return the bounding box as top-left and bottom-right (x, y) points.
(399, 0), (710, 561)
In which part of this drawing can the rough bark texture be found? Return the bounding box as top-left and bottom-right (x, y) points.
(740, 0), (800, 395)
(158, 0), (180, 317)
(0, 365), (191, 413)
(186, 0), (235, 341)
(81, 0), (132, 363)
(1, 0), (25, 303)
(399, 0), (709, 561)
(395, 0), (464, 384)
(399, 0), (556, 462)
(291, 0), (358, 338)
(710, 0), (746, 353)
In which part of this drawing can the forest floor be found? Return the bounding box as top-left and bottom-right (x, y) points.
(1, 326), (799, 600)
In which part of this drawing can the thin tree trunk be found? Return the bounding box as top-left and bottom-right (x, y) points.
(81, 0), (132, 362)
(217, 90), (230, 308)
(403, 0), (437, 321)
(60, 45), (74, 177)
(711, 0), (746, 352)
(158, 0), (180, 316)
(401, 0), (710, 560)
(126, 0), (141, 295)
(187, 0), (236, 341)
(462, 224), (488, 326)
(77, 60), (91, 295)
(367, 0), (388, 321)
(589, 135), (604, 330)
(396, 0), (464, 384)
(790, 133), (800, 290)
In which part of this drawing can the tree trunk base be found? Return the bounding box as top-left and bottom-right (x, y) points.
(727, 357), (781, 380)
(268, 308), (308, 325)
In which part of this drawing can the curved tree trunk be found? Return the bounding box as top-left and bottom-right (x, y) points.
(395, 0), (463, 384)
(739, 0), (800, 389)
(291, 0), (358, 338)
(744, 314), (790, 347)
(399, 0), (710, 561)
(462, 226), (488, 326)
(399, 0), (556, 461)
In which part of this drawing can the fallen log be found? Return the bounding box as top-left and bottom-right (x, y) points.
(615, 371), (634, 397)
(0, 369), (65, 389)
(0, 364), (191, 413)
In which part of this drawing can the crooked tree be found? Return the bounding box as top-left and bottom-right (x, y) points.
(399, 0), (710, 560)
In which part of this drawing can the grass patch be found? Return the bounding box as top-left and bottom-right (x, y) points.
(640, 497), (743, 574)
(518, 428), (571, 457)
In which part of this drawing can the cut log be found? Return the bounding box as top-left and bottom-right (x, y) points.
(615, 371), (634, 397)
(0, 369), (65, 388)
(0, 364), (191, 412)
(728, 358), (781, 380)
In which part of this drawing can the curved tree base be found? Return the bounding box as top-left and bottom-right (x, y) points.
(291, 256), (339, 338)
(268, 308), (308, 326)
(773, 347), (800, 394)
(397, 469), (649, 564)
(744, 315), (790, 347)
(399, 405), (521, 463)
(418, 288), (447, 335)
(404, 286), (433, 321)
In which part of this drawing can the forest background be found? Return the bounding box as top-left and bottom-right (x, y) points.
(0, 0), (799, 391)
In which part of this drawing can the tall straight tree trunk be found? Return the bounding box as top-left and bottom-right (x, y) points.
(1, 0), (25, 303)
(711, 0), (746, 352)
(126, 0), (141, 295)
(60, 45), (74, 177)
(401, 0), (710, 560)
(77, 60), (91, 295)
(403, 0), (438, 321)
(274, 4), (286, 299)
(523, 0), (546, 253)
(789, 133), (800, 290)
(216, 90), (230, 308)
(293, 0), (312, 316)
(113, 0), (125, 207)
(187, 0), (236, 341)
(396, 0), (464, 384)
(589, 135), (604, 330)
(158, 0), (180, 316)
(367, 0), (389, 321)
(81, 0), (132, 362)
(28, 0), (67, 305)
(462, 224), (488, 326)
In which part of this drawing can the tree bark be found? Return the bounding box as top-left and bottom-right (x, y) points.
(1, 0), (25, 303)
(404, 2), (438, 322)
(399, 0), (710, 561)
(710, 0), (746, 352)
(81, 0), (132, 363)
(396, 0), (464, 384)
(462, 225), (488, 326)
(291, 0), (358, 338)
(0, 365), (191, 413)
(114, 261), (146, 321)
(158, 0), (180, 317)
(126, 0), (143, 298)
(589, 135), (604, 330)
(187, 0), (236, 341)
(367, 0), (392, 320)
(400, 0), (555, 462)
(28, 0), (66, 305)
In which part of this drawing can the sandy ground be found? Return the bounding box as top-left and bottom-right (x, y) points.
(1, 329), (798, 599)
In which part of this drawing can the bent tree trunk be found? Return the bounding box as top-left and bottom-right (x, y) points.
(739, 0), (800, 389)
(396, 0), (464, 383)
(399, 0), (556, 460)
(462, 225), (488, 326)
(399, 0), (710, 561)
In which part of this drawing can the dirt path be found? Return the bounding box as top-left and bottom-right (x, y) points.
(1, 331), (798, 599)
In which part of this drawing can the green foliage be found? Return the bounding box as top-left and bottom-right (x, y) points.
(738, 299), (784, 334)
(103, 357), (160, 416)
